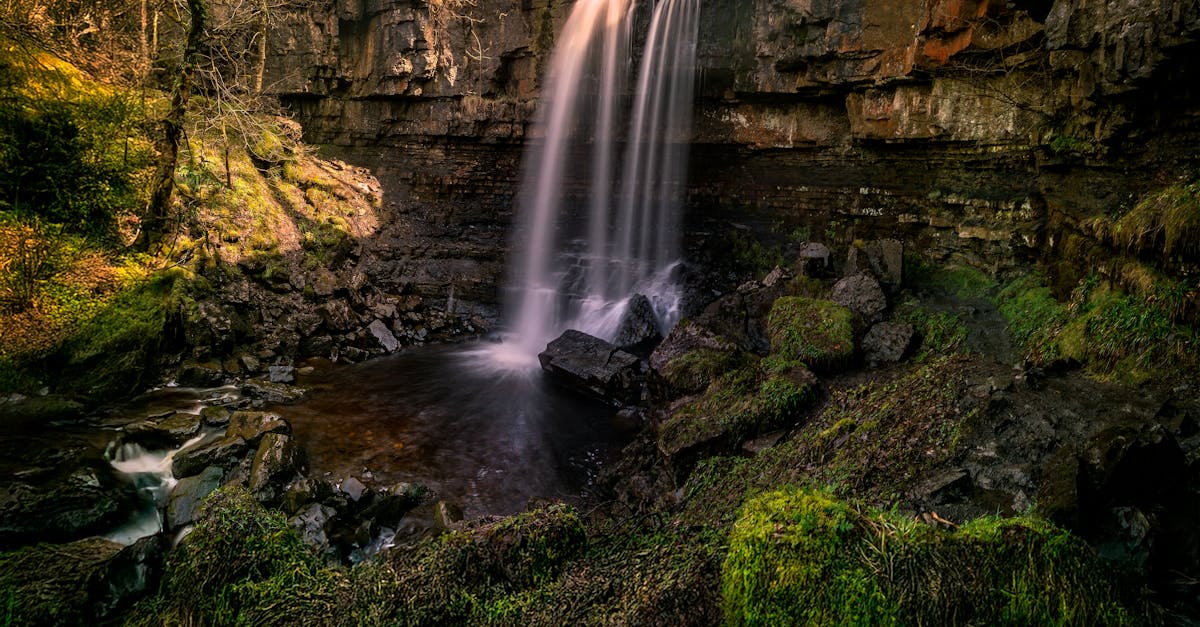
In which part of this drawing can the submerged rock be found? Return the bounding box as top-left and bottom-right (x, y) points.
(268, 365), (295, 383)
(199, 405), (232, 428)
(538, 330), (645, 405)
(226, 411), (291, 446)
(241, 380), (306, 404)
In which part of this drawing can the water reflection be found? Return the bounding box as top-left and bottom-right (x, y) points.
(273, 341), (623, 519)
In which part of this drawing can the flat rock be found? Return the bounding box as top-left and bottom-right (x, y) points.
(241, 380), (306, 404)
(124, 412), (203, 448)
(226, 411), (291, 445)
(538, 330), (645, 405)
(268, 365), (295, 383)
(172, 436), (247, 479)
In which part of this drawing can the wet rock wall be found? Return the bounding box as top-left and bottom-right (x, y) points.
(264, 0), (1200, 308)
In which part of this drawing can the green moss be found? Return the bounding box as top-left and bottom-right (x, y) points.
(893, 299), (970, 360)
(55, 269), (185, 397)
(712, 229), (784, 278)
(384, 503), (589, 624)
(658, 357), (817, 457)
(1059, 284), (1197, 384)
(909, 261), (997, 300)
(766, 296), (854, 372)
(722, 487), (898, 626)
(0, 46), (154, 239)
(127, 486), (349, 626)
(659, 347), (756, 396)
(680, 357), (977, 528)
(722, 487), (1137, 626)
(995, 272), (1197, 384)
(994, 273), (1068, 366)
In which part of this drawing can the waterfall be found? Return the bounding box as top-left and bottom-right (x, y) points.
(501, 0), (700, 363)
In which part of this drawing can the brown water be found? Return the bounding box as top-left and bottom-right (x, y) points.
(273, 342), (625, 519)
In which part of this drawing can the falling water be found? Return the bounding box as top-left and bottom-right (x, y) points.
(503, 0), (700, 362)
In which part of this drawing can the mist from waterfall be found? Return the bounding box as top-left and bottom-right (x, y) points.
(499, 0), (700, 365)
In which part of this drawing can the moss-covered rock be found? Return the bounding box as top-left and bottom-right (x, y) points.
(722, 487), (1138, 626)
(766, 297), (854, 373)
(55, 270), (186, 398)
(657, 346), (756, 396)
(129, 486), (342, 626)
(657, 357), (817, 462)
(0, 537), (125, 625)
(384, 502), (589, 624)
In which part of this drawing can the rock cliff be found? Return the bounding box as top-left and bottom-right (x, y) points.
(264, 0), (1200, 312)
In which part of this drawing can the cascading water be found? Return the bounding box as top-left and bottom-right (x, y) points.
(502, 0), (700, 363)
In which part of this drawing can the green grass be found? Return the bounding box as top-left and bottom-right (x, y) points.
(1093, 181), (1200, 262)
(893, 298), (970, 361)
(994, 271), (1197, 384)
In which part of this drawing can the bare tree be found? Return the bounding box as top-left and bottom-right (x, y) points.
(136, 0), (205, 251)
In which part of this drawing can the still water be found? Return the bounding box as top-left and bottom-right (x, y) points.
(272, 342), (625, 519)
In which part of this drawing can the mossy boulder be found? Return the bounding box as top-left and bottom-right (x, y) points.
(386, 503), (589, 623)
(55, 271), (186, 399)
(657, 346), (757, 397)
(722, 487), (1139, 626)
(0, 537), (124, 625)
(657, 357), (817, 464)
(132, 486), (343, 626)
(766, 297), (854, 373)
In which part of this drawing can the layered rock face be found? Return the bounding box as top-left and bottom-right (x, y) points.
(264, 0), (1200, 311)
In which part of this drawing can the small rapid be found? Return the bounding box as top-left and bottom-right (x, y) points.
(103, 433), (205, 545)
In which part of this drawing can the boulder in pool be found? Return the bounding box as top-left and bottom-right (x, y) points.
(538, 330), (645, 405)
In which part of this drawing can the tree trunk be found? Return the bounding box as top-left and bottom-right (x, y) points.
(136, 0), (206, 252)
(255, 0), (267, 94)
